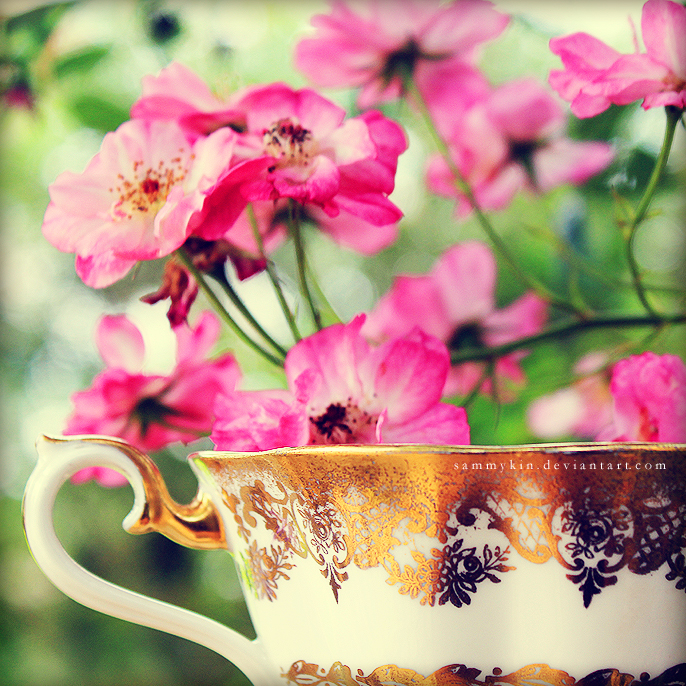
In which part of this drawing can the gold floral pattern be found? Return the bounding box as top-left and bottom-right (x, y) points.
(383, 550), (441, 606)
(242, 540), (294, 601)
(280, 661), (686, 686)
(196, 443), (686, 606)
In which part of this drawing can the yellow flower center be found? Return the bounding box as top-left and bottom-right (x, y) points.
(263, 118), (316, 169)
(110, 151), (191, 221)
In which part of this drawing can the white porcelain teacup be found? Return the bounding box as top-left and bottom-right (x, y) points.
(23, 435), (686, 685)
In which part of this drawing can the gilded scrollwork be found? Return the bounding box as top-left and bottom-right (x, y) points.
(242, 540), (294, 601)
(281, 661), (686, 686)
(199, 444), (686, 606)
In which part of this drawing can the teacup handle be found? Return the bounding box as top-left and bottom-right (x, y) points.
(23, 435), (273, 686)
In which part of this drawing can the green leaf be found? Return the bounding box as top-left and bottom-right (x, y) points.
(5, 2), (76, 57)
(69, 94), (130, 132)
(53, 46), (111, 79)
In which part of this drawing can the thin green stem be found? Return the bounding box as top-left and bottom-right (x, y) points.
(407, 80), (587, 318)
(287, 199), (323, 330)
(246, 204), (302, 342)
(450, 312), (686, 365)
(460, 361), (494, 410)
(176, 249), (285, 367)
(210, 274), (289, 357)
(524, 221), (686, 296)
(623, 106), (681, 316)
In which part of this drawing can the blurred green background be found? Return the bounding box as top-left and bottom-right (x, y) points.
(0, 1), (683, 684)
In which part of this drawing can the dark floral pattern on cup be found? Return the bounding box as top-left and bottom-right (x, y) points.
(558, 504), (630, 608)
(207, 444), (686, 607)
(667, 552), (686, 592)
(433, 539), (513, 608)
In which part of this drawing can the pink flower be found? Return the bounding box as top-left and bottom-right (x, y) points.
(426, 78), (614, 216)
(211, 314), (470, 451)
(362, 242), (548, 399)
(42, 119), (241, 288)
(200, 84), (406, 236)
(294, 0), (509, 109)
(526, 352), (614, 440)
(66, 311), (241, 486)
(130, 61), (247, 138)
(549, 0), (686, 117)
(597, 352), (686, 442)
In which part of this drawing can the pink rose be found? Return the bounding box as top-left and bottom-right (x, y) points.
(597, 352), (686, 442)
(42, 119), (241, 288)
(294, 0), (508, 109)
(549, 0), (686, 117)
(211, 314), (470, 450)
(426, 78), (614, 216)
(199, 84), (406, 237)
(362, 241), (548, 399)
(66, 311), (241, 486)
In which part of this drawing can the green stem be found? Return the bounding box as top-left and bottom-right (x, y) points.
(525, 221), (686, 296)
(209, 273), (289, 357)
(287, 199), (323, 330)
(407, 80), (587, 318)
(246, 204), (302, 342)
(623, 105), (681, 316)
(176, 249), (285, 367)
(450, 312), (686, 365)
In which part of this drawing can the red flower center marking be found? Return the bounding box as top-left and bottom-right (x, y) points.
(637, 406), (659, 441)
(141, 178), (160, 196)
(109, 150), (190, 221)
(309, 400), (376, 444)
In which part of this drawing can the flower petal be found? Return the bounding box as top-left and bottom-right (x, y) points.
(96, 315), (146, 371)
(379, 401), (470, 445)
(367, 328), (450, 424)
(642, 0), (686, 80)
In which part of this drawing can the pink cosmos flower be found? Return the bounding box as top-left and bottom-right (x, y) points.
(293, 0), (509, 110)
(66, 311), (241, 485)
(426, 78), (614, 216)
(526, 352), (614, 440)
(42, 119), (241, 288)
(130, 61), (247, 138)
(549, 0), (686, 117)
(596, 351), (686, 443)
(211, 314), (470, 451)
(200, 84), (407, 238)
(362, 241), (548, 399)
